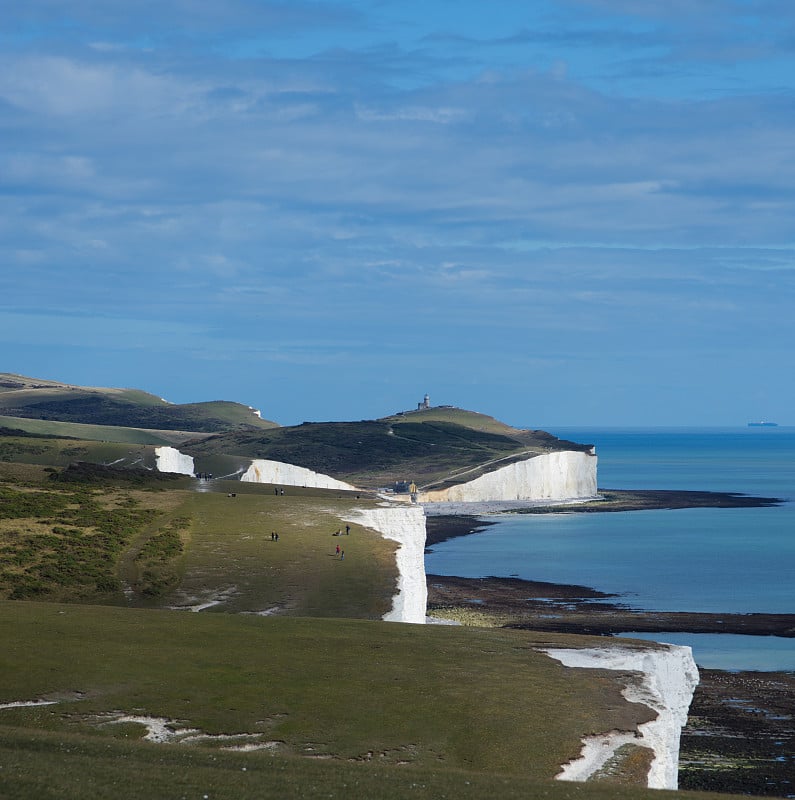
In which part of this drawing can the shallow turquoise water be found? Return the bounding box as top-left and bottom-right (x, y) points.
(424, 427), (795, 670)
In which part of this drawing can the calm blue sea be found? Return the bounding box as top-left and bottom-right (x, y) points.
(424, 427), (795, 670)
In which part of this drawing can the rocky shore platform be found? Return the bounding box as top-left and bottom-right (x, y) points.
(425, 489), (793, 797)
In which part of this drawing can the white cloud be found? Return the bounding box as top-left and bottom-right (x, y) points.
(355, 104), (468, 124)
(0, 56), (184, 116)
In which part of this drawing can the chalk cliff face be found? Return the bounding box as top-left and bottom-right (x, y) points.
(418, 450), (597, 503)
(240, 459), (359, 491)
(545, 645), (699, 790)
(342, 505), (427, 624)
(154, 446), (195, 476)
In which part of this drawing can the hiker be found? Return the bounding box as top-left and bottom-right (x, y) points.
(271, 531), (275, 541)
(345, 525), (350, 535)
(275, 532), (279, 541)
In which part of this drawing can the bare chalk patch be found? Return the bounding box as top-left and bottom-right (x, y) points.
(226, 741), (283, 752)
(92, 713), (280, 751)
(98, 715), (200, 743)
(168, 586), (237, 612)
(0, 700), (59, 710)
(251, 607), (282, 616)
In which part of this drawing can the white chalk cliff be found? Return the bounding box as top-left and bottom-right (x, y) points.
(342, 505), (427, 625)
(241, 459), (359, 491)
(545, 645), (699, 790)
(418, 450), (597, 503)
(154, 446), (195, 476)
(154, 445), (597, 508)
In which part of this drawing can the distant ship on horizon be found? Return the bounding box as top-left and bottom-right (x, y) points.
(748, 421), (778, 427)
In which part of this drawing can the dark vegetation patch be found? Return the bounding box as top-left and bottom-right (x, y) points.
(133, 516), (190, 596)
(0, 425), (76, 440)
(51, 461), (186, 487)
(0, 483), (161, 601)
(0, 428), (82, 464)
(0, 440), (49, 461)
(3, 395), (252, 433)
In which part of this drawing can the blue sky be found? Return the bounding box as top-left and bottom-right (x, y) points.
(2, 0), (794, 427)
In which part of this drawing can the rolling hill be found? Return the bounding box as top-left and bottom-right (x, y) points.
(0, 373), (278, 434)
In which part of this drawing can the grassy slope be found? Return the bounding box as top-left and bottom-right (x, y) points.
(0, 462), (395, 618)
(0, 416), (198, 445)
(140, 482), (399, 618)
(0, 602), (733, 800)
(0, 373), (278, 433)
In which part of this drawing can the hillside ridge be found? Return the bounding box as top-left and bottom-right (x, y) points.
(0, 373), (278, 433)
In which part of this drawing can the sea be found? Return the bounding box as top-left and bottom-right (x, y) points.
(424, 427), (795, 671)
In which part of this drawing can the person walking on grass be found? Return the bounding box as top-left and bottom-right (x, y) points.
(335, 543), (340, 556)
(340, 549), (345, 561)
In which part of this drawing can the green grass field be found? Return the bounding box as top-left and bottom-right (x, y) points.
(0, 601), (732, 800)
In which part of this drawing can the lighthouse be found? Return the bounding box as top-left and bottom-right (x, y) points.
(417, 393), (430, 411)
